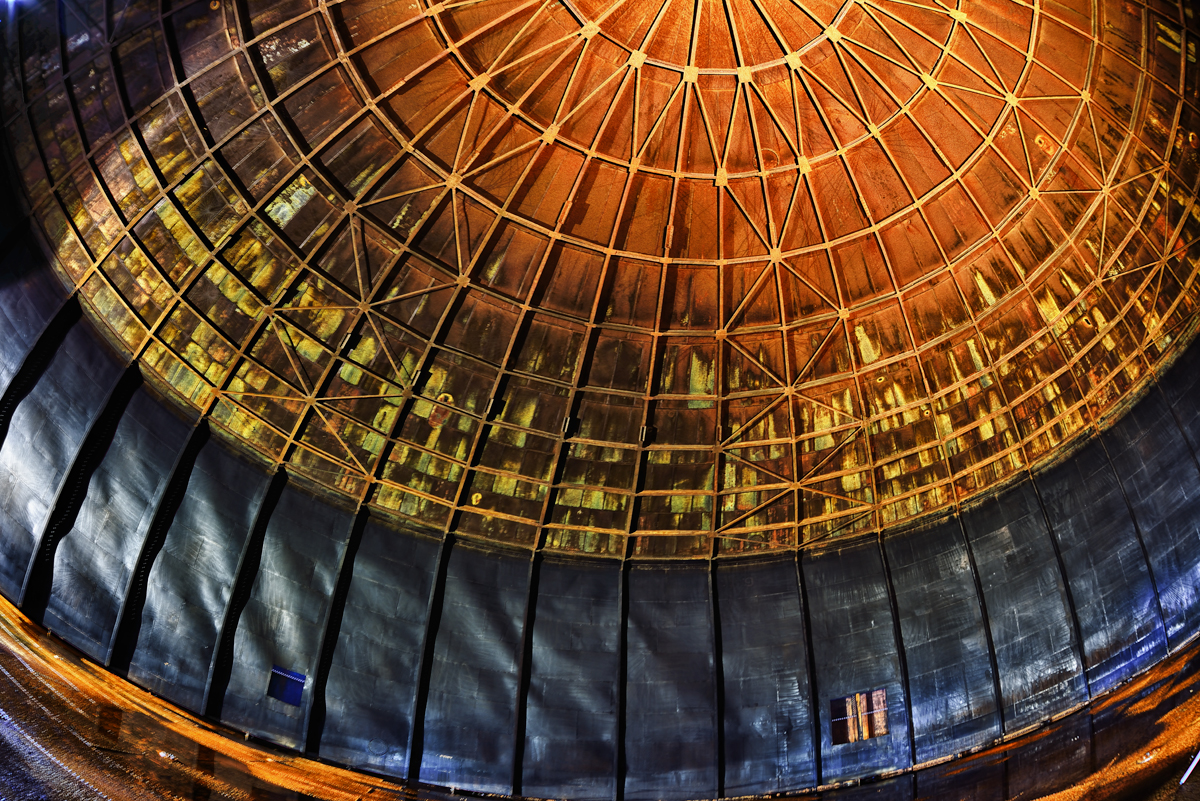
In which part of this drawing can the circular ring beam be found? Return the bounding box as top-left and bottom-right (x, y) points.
(4, 0), (1200, 557)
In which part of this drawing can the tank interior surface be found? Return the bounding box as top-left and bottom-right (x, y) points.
(3, 0), (1200, 796)
(0, 579), (1198, 801)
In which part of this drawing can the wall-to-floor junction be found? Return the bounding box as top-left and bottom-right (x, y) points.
(4, 227), (1200, 798)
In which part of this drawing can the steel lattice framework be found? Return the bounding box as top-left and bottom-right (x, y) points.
(3, 0), (1199, 557)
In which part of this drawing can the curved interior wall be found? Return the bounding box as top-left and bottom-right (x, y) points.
(4, 228), (1200, 799)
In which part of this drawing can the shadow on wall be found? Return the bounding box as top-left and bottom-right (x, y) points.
(0, 129), (42, 291)
(1, 579), (1199, 801)
(1, 521), (1200, 801)
(2, 223), (1200, 798)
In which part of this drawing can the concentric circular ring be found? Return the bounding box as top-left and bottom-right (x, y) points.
(4, 0), (1200, 557)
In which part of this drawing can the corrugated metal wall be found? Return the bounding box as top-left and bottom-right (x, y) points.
(5, 242), (1200, 797)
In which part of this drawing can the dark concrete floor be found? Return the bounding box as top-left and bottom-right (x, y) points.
(0, 718), (94, 801)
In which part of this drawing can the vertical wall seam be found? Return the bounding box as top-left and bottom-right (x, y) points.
(304, 506), (370, 755)
(0, 294), (82, 603)
(1094, 432), (1168, 642)
(21, 363), (142, 619)
(614, 557), (630, 801)
(794, 551), (821, 788)
(203, 467), (287, 717)
(107, 419), (210, 672)
(0, 295), (78, 430)
(0, 292), (79, 460)
(877, 532), (916, 769)
(511, 550), (540, 796)
(1028, 478), (1091, 700)
(1027, 475), (1096, 775)
(957, 515), (1006, 735)
(1156, 377), (1200, 488)
(407, 531), (455, 784)
(1154, 379), (1200, 652)
(709, 559), (725, 798)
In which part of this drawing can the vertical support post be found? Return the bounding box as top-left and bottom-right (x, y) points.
(511, 549), (540, 796)
(21, 364), (142, 619)
(709, 558), (725, 798)
(794, 550), (822, 788)
(958, 515), (1006, 733)
(614, 550), (631, 801)
(1029, 478), (1092, 701)
(1095, 434), (1168, 638)
(0, 296), (81, 448)
(407, 531), (455, 783)
(108, 420), (211, 672)
(877, 532), (916, 768)
(1151, 379), (1200, 653)
(305, 505), (370, 754)
(203, 467), (287, 717)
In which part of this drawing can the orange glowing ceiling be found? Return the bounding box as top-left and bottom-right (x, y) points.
(4, 0), (1200, 556)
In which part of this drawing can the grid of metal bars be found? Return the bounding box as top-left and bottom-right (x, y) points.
(3, 0), (1200, 558)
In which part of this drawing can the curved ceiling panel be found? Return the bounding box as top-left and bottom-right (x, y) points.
(4, 0), (1200, 556)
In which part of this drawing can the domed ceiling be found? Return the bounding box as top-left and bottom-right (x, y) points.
(4, 0), (1199, 557)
